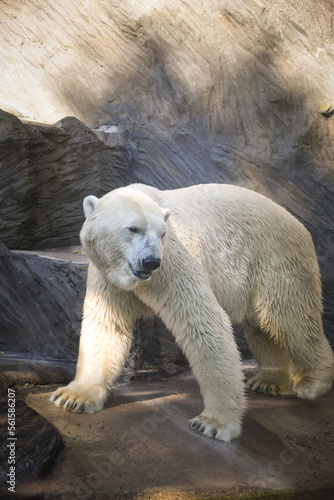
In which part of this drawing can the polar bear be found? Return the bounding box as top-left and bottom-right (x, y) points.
(50, 183), (334, 441)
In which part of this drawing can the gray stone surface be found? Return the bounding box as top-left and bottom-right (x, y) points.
(0, 110), (130, 249)
(0, 244), (85, 363)
(0, 399), (63, 488)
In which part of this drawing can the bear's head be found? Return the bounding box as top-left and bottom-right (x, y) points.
(80, 187), (170, 290)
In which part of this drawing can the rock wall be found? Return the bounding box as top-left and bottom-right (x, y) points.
(0, 111), (130, 249)
(0, 244), (85, 361)
(0, 0), (333, 361)
(0, 399), (63, 486)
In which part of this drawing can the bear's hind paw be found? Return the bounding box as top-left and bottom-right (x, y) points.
(292, 373), (333, 400)
(246, 374), (291, 396)
(189, 415), (240, 442)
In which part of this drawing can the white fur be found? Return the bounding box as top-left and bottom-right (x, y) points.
(50, 183), (334, 442)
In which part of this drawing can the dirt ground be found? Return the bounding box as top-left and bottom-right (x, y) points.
(6, 362), (334, 500)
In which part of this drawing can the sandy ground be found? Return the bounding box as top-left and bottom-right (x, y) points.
(7, 364), (334, 500)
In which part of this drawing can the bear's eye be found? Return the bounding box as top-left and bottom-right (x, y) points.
(161, 231), (166, 239)
(128, 226), (140, 234)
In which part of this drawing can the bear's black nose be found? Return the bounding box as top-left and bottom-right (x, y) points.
(142, 257), (161, 271)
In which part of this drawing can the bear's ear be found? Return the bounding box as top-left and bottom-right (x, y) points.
(83, 195), (99, 219)
(163, 208), (171, 222)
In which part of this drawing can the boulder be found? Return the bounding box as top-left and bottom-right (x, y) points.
(0, 110), (130, 249)
(0, 244), (85, 361)
(0, 399), (63, 488)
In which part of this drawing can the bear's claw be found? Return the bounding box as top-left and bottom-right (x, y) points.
(246, 373), (292, 396)
(189, 415), (240, 442)
(50, 383), (106, 414)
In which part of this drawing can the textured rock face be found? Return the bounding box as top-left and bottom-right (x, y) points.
(1, 1), (333, 129)
(0, 111), (129, 249)
(0, 399), (63, 486)
(0, 1), (333, 353)
(0, 244), (85, 361)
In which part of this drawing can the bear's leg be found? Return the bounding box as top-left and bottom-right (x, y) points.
(243, 320), (293, 396)
(187, 323), (246, 442)
(289, 327), (334, 400)
(50, 265), (143, 413)
(159, 296), (246, 442)
(251, 253), (333, 399)
(186, 328), (246, 441)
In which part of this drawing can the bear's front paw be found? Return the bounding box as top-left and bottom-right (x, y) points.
(189, 414), (241, 442)
(50, 382), (107, 414)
